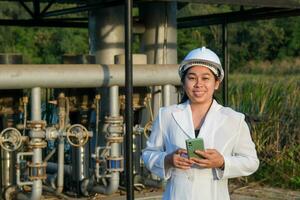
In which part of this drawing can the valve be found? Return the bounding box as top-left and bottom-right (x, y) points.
(0, 128), (23, 152)
(143, 121), (152, 139)
(66, 124), (89, 147)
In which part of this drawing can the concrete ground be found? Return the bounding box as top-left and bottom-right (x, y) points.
(42, 184), (300, 199)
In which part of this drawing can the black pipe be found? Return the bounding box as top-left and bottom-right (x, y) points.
(222, 22), (228, 106)
(125, 0), (134, 199)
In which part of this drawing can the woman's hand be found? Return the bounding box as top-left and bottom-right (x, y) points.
(165, 149), (194, 170)
(191, 149), (224, 169)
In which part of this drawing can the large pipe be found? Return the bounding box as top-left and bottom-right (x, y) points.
(0, 64), (179, 89)
(140, 2), (178, 117)
(30, 87), (43, 200)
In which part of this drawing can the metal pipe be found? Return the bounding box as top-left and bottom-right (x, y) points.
(92, 86), (121, 195)
(56, 137), (64, 193)
(140, 2), (178, 117)
(125, 0), (133, 198)
(30, 87), (43, 200)
(0, 64), (180, 89)
(31, 87), (41, 120)
(16, 152), (34, 187)
(222, 23), (229, 106)
(92, 173), (119, 195)
(1, 150), (15, 192)
(109, 86), (119, 117)
(47, 162), (72, 176)
(163, 84), (171, 106)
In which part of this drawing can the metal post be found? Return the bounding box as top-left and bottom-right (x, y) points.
(125, 0), (133, 198)
(222, 22), (229, 106)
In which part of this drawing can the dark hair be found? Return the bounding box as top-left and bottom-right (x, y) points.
(179, 67), (219, 104)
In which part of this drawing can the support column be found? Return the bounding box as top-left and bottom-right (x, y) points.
(89, 4), (125, 146)
(140, 2), (178, 116)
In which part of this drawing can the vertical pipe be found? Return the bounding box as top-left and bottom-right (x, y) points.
(162, 84), (171, 106)
(222, 22), (229, 106)
(30, 87), (43, 200)
(109, 86), (119, 117)
(1, 150), (15, 192)
(140, 2), (178, 117)
(88, 4), (124, 194)
(125, 0), (134, 199)
(89, 4), (125, 147)
(56, 137), (64, 193)
(31, 87), (41, 120)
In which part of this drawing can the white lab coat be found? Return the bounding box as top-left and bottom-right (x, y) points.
(142, 100), (259, 200)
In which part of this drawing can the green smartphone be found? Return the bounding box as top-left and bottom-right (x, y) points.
(186, 138), (205, 159)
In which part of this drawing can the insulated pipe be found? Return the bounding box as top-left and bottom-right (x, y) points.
(89, 3), (125, 151)
(140, 2), (178, 117)
(30, 87), (43, 200)
(0, 64), (180, 89)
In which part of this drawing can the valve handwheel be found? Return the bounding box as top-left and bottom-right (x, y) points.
(66, 124), (89, 147)
(0, 128), (22, 152)
(143, 121), (152, 139)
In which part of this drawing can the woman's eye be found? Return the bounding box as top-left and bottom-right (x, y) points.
(188, 76), (196, 80)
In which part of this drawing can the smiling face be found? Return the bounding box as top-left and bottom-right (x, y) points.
(183, 66), (220, 105)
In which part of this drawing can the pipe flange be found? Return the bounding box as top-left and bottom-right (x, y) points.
(105, 136), (124, 143)
(28, 162), (47, 180)
(66, 124), (89, 147)
(27, 120), (47, 130)
(28, 140), (47, 149)
(106, 156), (124, 172)
(107, 124), (123, 135)
(0, 127), (23, 152)
(106, 156), (124, 161)
(105, 116), (124, 124)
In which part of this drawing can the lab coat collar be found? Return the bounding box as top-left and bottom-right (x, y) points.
(172, 99), (224, 139)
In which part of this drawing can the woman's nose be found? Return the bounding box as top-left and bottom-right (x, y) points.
(194, 79), (202, 87)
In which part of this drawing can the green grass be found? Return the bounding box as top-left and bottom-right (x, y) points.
(227, 74), (300, 189)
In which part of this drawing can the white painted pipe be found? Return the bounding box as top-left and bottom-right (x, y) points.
(0, 64), (180, 89)
(56, 137), (64, 193)
(30, 87), (43, 200)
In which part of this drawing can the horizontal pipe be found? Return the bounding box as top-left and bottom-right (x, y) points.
(0, 64), (180, 89)
(47, 162), (73, 176)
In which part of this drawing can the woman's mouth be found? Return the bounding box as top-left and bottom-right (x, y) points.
(193, 91), (205, 97)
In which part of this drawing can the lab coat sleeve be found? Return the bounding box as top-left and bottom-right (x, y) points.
(142, 109), (171, 179)
(216, 115), (259, 179)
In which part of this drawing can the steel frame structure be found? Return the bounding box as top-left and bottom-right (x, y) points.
(1, 1), (300, 200)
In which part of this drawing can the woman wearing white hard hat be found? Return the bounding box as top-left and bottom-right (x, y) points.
(142, 47), (259, 200)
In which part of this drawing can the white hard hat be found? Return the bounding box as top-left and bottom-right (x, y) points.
(178, 47), (224, 82)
